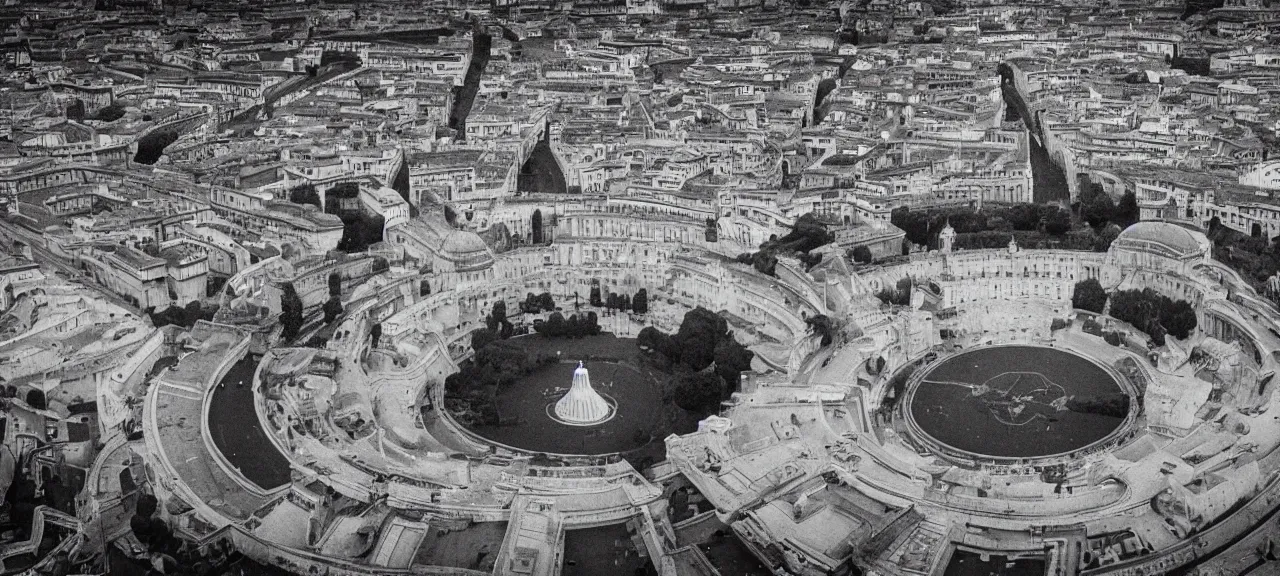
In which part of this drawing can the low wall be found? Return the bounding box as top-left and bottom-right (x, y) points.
(101, 329), (166, 434)
(143, 330), (254, 534)
(561, 507), (641, 529)
(229, 526), (491, 576)
(922, 481), (1127, 518)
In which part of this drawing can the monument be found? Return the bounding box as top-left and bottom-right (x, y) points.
(553, 361), (614, 425)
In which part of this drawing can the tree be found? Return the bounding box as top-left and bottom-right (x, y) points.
(338, 213), (386, 253)
(1083, 193), (1116, 228)
(641, 326), (677, 364)
(325, 182), (360, 214)
(1108, 288), (1195, 346)
(537, 311), (599, 339)
(798, 251), (823, 271)
(486, 304), (501, 331)
(1148, 323), (1167, 347)
(1115, 191), (1140, 228)
(776, 213), (835, 253)
(1183, 0), (1225, 19)
(486, 301), (513, 339)
(445, 340), (557, 425)
(566, 314), (583, 336)
(323, 296), (343, 324)
(1092, 224), (1122, 252)
(736, 213), (834, 278)
(1109, 289), (1157, 337)
(669, 487), (691, 521)
(806, 314), (834, 346)
(751, 250), (778, 276)
(1008, 203), (1040, 231)
(279, 282), (304, 341)
(891, 207), (931, 246)
(184, 300), (204, 323)
(1044, 208), (1072, 236)
(1079, 177), (1104, 203)
(531, 209), (544, 244)
(589, 285), (602, 307)
(675, 307), (729, 371)
(578, 312), (601, 336)
(672, 371), (725, 414)
(875, 278), (913, 306)
(851, 245), (873, 263)
(522, 292), (540, 313)
(290, 185), (322, 208)
(537, 292), (555, 311)
(640, 308), (752, 406)
(328, 272), (342, 297)
(1071, 278), (1108, 313)
(471, 328), (498, 352)
(1160, 299), (1198, 340)
(638, 326), (670, 354)
(95, 103), (126, 122)
(539, 312), (566, 337)
(633, 289), (649, 314)
(713, 337), (754, 393)
(66, 99), (86, 121)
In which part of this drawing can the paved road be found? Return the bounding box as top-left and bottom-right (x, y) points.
(0, 218), (144, 316)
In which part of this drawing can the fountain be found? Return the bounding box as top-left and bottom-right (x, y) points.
(552, 361), (615, 426)
(460, 335), (689, 454)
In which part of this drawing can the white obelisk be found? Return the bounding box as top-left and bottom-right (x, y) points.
(554, 361), (612, 425)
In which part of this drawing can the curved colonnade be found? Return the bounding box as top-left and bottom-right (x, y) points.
(138, 218), (1280, 576)
(138, 205), (817, 576)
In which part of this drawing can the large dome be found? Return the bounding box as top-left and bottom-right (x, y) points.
(437, 229), (494, 271)
(1111, 221), (1207, 260)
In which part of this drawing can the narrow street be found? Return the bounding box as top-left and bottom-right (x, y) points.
(1000, 78), (1071, 204)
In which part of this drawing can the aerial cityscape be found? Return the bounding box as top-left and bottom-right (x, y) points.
(0, 0), (1279, 575)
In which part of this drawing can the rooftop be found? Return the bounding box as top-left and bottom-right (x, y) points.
(1112, 221), (1207, 259)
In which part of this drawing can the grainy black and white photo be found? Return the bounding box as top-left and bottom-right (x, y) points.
(0, 0), (1276, 574)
